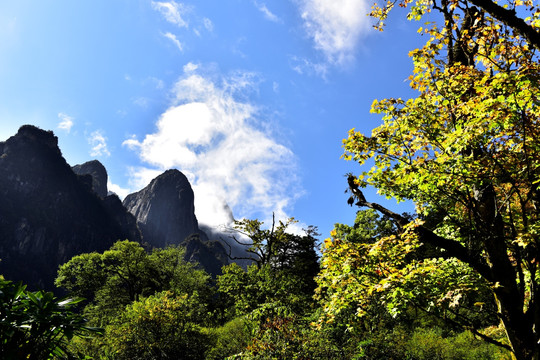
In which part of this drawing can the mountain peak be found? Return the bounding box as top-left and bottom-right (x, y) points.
(123, 169), (198, 248)
(123, 169), (229, 274)
(16, 125), (60, 153)
(72, 160), (108, 198)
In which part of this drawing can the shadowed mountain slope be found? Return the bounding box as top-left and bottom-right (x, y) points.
(0, 125), (141, 290)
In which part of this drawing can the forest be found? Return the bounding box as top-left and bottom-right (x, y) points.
(2, 0), (540, 358)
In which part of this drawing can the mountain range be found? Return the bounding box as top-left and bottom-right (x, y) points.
(0, 125), (229, 290)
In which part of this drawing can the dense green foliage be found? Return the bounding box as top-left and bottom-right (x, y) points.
(0, 277), (99, 359)
(4, 225), (511, 359)
(218, 217), (319, 321)
(54, 240), (214, 358)
(55, 240), (212, 326)
(105, 290), (210, 359)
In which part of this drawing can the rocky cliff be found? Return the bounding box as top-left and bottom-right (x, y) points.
(0, 125), (141, 290)
(123, 169), (229, 274)
(123, 170), (201, 247)
(72, 160), (108, 198)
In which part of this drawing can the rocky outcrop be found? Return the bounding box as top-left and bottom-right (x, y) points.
(123, 169), (228, 274)
(72, 160), (108, 198)
(123, 170), (200, 248)
(0, 125), (142, 290)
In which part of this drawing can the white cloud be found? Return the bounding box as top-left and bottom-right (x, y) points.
(123, 166), (164, 190)
(163, 32), (183, 51)
(297, 0), (371, 64)
(151, 1), (189, 28)
(57, 112), (74, 133)
(254, 2), (281, 23)
(107, 180), (131, 200)
(203, 17), (213, 32)
(88, 130), (110, 157)
(123, 66), (302, 228)
(183, 62), (199, 73)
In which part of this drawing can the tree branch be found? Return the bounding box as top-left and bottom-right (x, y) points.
(412, 300), (514, 352)
(347, 175), (494, 280)
(219, 236), (258, 264)
(353, 197), (494, 281)
(468, 0), (540, 50)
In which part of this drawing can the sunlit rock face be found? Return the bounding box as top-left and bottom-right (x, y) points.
(123, 169), (229, 275)
(0, 125), (141, 290)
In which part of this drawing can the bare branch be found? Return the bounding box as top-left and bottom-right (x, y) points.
(219, 236), (258, 263)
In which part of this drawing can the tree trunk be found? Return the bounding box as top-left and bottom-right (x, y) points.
(495, 291), (537, 360)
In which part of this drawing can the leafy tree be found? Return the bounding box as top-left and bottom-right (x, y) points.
(56, 241), (215, 358)
(226, 216), (320, 300)
(56, 240), (212, 326)
(218, 263), (305, 321)
(317, 211), (506, 359)
(204, 317), (253, 360)
(105, 290), (210, 360)
(219, 217), (319, 320)
(215, 218), (320, 358)
(0, 277), (100, 359)
(316, 210), (410, 330)
(337, 1), (540, 359)
(225, 216), (318, 269)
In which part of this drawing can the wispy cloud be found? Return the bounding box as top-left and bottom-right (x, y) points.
(57, 112), (74, 133)
(297, 0), (371, 65)
(162, 31), (183, 51)
(148, 76), (165, 90)
(254, 2), (281, 23)
(290, 55), (328, 78)
(232, 37), (247, 58)
(88, 130), (110, 157)
(133, 97), (150, 108)
(203, 18), (213, 32)
(123, 64), (302, 227)
(151, 1), (189, 28)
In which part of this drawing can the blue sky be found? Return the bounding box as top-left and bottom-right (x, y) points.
(0, 0), (424, 237)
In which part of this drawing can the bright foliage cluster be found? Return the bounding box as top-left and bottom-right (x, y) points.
(322, 0), (540, 358)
